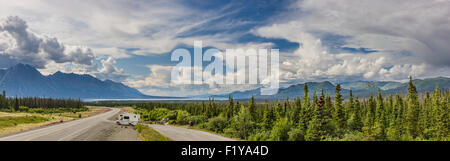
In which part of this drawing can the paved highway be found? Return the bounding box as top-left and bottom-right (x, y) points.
(0, 108), (121, 141)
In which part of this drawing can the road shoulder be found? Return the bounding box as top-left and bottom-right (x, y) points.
(148, 124), (234, 141)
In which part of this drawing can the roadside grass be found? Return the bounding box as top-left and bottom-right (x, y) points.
(59, 107), (108, 118)
(136, 124), (171, 141)
(188, 125), (240, 141)
(0, 112), (72, 136)
(121, 107), (135, 113)
(0, 116), (48, 129)
(0, 107), (108, 136)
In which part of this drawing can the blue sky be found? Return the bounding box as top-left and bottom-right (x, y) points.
(1, 0), (450, 96)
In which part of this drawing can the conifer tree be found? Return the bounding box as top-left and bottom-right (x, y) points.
(305, 92), (327, 141)
(248, 96), (256, 120)
(433, 86), (448, 140)
(348, 96), (363, 132)
(299, 83), (311, 133)
(362, 95), (376, 140)
(226, 96), (234, 119)
(312, 92), (317, 109)
(0, 90), (6, 109)
(14, 96), (19, 111)
(303, 83), (310, 108)
(373, 89), (386, 140)
(290, 97), (301, 126)
(346, 89), (354, 119)
(234, 101), (240, 116)
(333, 83), (346, 129)
(275, 101), (282, 119)
(206, 98), (212, 117)
(325, 92), (333, 119)
(406, 76), (420, 138)
(262, 102), (275, 131)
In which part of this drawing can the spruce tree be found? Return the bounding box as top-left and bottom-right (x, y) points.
(433, 86), (448, 140)
(303, 83), (310, 108)
(325, 92), (333, 120)
(346, 89), (354, 119)
(226, 96), (234, 119)
(362, 95), (376, 140)
(262, 102), (275, 131)
(14, 96), (19, 111)
(305, 92), (327, 141)
(0, 90), (6, 109)
(348, 96), (363, 132)
(248, 96), (256, 120)
(406, 76), (420, 138)
(299, 83), (311, 133)
(290, 97), (301, 126)
(373, 89), (386, 140)
(333, 83), (346, 130)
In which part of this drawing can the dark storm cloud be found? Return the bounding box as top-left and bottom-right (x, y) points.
(0, 16), (95, 68)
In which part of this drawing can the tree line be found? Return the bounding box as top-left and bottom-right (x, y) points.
(0, 90), (84, 113)
(135, 77), (448, 141)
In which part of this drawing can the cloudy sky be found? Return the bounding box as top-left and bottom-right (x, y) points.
(0, 0), (449, 96)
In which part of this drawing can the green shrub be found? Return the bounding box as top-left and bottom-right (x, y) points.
(206, 116), (227, 133)
(165, 111), (178, 120)
(18, 106), (29, 112)
(136, 124), (144, 133)
(270, 117), (291, 141)
(176, 110), (190, 124)
(339, 132), (363, 141)
(288, 126), (305, 141)
(249, 131), (271, 141)
(147, 108), (170, 121)
(168, 120), (176, 124)
(225, 106), (255, 139)
(186, 115), (207, 125)
(195, 122), (207, 129)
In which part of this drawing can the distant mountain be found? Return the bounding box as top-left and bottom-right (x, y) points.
(215, 77), (450, 100)
(0, 63), (155, 99)
(341, 81), (403, 91)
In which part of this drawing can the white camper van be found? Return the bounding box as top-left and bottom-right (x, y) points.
(116, 113), (140, 126)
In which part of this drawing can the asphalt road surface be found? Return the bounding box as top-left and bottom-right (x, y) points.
(148, 124), (234, 141)
(0, 107), (140, 141)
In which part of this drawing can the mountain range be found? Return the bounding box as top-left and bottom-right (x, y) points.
(0, 63), (151, 99)
(214, 77), (450, 100)
(1, 63), (449, 100)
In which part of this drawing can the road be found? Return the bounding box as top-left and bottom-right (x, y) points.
(0, 107), (139, 141)
(148, 124), (234, 141)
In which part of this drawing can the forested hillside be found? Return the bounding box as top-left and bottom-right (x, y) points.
(133, 77), (449, 141)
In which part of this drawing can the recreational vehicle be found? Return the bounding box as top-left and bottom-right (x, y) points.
(116, 113), (139, 126)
